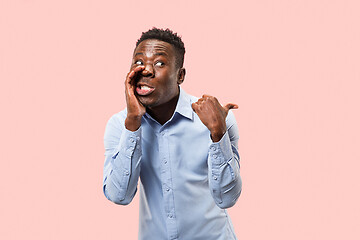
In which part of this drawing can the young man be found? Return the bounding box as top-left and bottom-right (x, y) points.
(103, 28), (242, 240)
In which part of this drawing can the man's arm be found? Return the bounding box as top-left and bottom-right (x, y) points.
(103, 115), (142, 205)
(207, 111), (242, 208)
(103, 65), (146, 205)
(192, 95), (242, 209)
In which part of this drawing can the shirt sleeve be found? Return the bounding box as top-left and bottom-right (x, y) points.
(103, 113), (142, 205)
(207, 110), (242, 209)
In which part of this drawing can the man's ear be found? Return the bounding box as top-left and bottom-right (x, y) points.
(177, 68), (186, 85)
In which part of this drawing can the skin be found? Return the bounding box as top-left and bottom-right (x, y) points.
(124, 39), (237, 142)
(192, 95), (238, 142)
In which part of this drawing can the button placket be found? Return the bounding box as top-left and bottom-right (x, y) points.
(158, 129), (178, 239)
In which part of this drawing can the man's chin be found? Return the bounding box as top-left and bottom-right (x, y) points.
(137, 97), (155, 108)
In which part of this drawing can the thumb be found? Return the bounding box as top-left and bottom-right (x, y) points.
(223, 103), (238, 113)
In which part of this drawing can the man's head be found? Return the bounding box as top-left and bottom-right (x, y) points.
(131, 28), (186, 112)
(136, 28), (185, 69)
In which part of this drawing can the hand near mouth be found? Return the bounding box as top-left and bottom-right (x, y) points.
(125, 65), (146, 131)
(192, 95), (238, 142)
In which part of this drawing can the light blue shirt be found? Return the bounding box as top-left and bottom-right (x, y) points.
(103, 87), (242, 240)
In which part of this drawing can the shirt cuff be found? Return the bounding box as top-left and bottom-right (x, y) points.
(209, 131), (232, 166)
(112, 127), (141, 159)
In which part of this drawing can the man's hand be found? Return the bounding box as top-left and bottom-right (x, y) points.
(192, 95), (238, 142)
(125, 65), (145, 131)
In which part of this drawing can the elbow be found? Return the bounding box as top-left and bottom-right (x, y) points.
(216, 179), (242, 209)
(103, 184), (134, 205)
(106, 193), (132, 205)
(112, 197), (132, 206)
(216, 189), (242, 209)
(217, 200), (235, 209)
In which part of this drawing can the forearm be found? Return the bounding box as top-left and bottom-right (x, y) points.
(208, 128), (242, 209)
(103, 117), (142, 205)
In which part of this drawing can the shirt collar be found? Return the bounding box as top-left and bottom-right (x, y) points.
(174, 86), (194, 120)
(143, 86), (194, 122)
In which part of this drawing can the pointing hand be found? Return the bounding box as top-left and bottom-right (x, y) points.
(192, 95), (238, 142)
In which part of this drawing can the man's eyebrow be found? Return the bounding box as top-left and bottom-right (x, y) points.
(134, 52), (168, 57)
(155, 52), (168, 56)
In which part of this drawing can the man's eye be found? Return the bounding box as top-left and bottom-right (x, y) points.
(135, 60), (143, 65)
(155, 62), (164, 67)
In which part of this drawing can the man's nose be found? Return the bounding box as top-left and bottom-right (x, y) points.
(141, 64), (154, 77)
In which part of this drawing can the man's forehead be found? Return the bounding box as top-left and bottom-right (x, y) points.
(134, 39), (174, 56)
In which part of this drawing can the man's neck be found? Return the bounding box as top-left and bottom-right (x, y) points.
(146, 93), (180, 125)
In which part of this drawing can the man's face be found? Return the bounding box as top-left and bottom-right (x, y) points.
(131, 39), (182, 109)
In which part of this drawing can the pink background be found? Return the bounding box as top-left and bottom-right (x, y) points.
(1, 0), (359, 239)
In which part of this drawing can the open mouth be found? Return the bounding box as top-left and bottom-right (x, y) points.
(136, 84), (155, 96)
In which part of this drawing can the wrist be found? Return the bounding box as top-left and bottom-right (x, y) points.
(210, 128), (226, 142)
(125, 115), (142, 131)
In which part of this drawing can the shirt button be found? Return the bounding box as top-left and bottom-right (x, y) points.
(166, 188), (170, 192)
(211, 147), (216, 151)
(161, 132), (165, 136)
(164, 160), (167, 164)
(130, 138), (135, 143)
(125, 170), (129, 176)
(213, 155), (218, 159)
(127, 148), (133, 154)
(213, 176), (218, 180)
(168, 214), (173, 218)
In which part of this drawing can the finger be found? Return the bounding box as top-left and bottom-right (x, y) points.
(191, 102), (198, 113)
(223, 103), (238, 111)
(197, 98), (205, 104)
(202, 94), (212, 98)
(127, 66), (145, 83)
(128, 66), (141, 79)
(202, 95), (221, 107)
(132, 65), (145, 76)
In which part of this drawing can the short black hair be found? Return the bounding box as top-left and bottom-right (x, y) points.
(136, 28), (185, 69)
